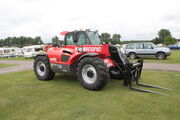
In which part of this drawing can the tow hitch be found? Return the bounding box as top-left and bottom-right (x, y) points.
(123, 60), (171, 96)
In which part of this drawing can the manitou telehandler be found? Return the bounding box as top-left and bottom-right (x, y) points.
(34, 29), (171, 95)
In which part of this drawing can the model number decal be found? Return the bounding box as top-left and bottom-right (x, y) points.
(75, 47), (102, 52)
(50, 58), (57, 61)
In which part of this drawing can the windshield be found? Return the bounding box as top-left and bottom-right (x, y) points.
(150, 43), (157, 48)
(86, 32), (102, 45)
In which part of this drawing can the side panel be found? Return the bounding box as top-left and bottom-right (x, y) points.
(50, 63), (71, 73)
(47, 44), (113, 73)
(47, 46), (82, 73)
(53, 44), (112, 63)
(79, 44), (111, 57)
(47, 46), (82, 65)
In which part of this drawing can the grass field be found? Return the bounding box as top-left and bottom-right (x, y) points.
(0, 57), (33, 61)
(0, 63), (16, 68)
(0, 70), (179, 120)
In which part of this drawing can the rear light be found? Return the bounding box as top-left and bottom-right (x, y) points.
(107, 62), (114, 67)
(104, 58), (115, 67)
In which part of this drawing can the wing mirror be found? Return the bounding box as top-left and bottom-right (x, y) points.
(53, 39), (62, 47)
(53, 37), (62, 47)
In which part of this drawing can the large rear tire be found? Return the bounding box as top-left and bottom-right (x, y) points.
(77, 57), (110, 90)
(34, 56), (55, 81)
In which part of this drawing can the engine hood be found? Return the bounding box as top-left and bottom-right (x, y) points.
(155, 47), (171, 53)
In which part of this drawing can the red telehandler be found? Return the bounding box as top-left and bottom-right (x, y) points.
(34, 29), (171, 95)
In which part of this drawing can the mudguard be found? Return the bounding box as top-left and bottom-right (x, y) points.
(34, 53), (47, 60)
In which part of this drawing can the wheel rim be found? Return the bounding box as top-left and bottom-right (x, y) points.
(158, 54), (164, 60)
(82, 64), (97, 84)
(36, 61), (46, 76)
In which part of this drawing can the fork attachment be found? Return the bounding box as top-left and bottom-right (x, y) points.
(123, 60), (171, 96)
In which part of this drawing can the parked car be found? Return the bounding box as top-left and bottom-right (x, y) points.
(167, 45), (180, 50)
(122, 42), (171, 60)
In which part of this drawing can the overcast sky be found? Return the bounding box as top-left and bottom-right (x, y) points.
(0, 0), (180, 43)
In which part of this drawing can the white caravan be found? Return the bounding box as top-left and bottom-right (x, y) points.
(0, 47), (23, 58)
(23, 45), (45, 58)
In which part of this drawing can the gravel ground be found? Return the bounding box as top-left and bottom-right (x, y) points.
(0, 60), (33, 74)
(143, 63), (180, 72)
(0, 60), (180, 74)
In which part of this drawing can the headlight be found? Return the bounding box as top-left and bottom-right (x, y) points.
(167, 48), (171, 52)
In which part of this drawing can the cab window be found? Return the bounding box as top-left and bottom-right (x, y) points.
(77, 32), (89, 45)
(66, 33), (74, 45)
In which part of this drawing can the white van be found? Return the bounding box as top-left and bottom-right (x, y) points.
(23, 45), (45, 58)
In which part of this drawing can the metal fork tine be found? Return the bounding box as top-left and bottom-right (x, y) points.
(137, 83), (172, 90)
(123, 60), (171, 95)
(130, 86), (169, 96)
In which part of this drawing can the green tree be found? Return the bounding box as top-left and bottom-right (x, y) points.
(158, 29), (171, 45)
(34, 36), (43, 45)
(112, 34), (121, 44)
(0, 36), (44, 47)
(3, 37), (11, 47)
(101, 33), (111, 44)
(164, 35), (176, 45)
(0, 39), (4, 47)
(152, 37), (161, 44)
(51, 36), (59, 44)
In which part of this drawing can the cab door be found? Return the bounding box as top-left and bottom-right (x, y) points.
(48, 32), (76, 64)
(61, 31), (90, 64)
(60, 33), (76, 63)
(76, 32), (90, 46)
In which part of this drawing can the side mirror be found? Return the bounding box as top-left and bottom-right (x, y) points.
(53, 40), (61, 47)
(151, 47), (154, 49)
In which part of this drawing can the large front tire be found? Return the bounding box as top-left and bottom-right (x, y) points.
(34, 56), (55, 81)
(77, 57), (110, 90)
